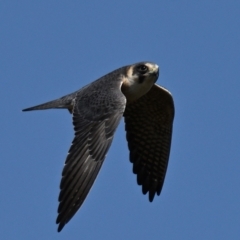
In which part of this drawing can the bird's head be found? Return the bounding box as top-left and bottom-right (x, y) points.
(121, 62), (159, 102)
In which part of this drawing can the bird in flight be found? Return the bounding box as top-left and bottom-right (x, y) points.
(23, 62), (174, 232)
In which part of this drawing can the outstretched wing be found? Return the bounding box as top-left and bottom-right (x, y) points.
(124, 84), (174, 202)
(56, 83), (126, 232)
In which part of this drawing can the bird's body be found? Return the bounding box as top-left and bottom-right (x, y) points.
(23, 62), (174, 232)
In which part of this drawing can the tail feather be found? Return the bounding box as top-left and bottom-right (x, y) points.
(22, 92), (76, 112)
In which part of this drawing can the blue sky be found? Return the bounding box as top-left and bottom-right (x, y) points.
(1, 1), (240, 239)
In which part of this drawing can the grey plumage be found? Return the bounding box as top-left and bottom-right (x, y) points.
(23, 62), (174, 232)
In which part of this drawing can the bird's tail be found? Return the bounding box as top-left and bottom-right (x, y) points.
(22, 92), (77, 112)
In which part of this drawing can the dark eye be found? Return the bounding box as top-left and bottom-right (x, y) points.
(137, 64), (148, 74)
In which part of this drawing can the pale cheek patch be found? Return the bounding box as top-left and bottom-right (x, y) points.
(121, 75), (154, 102)
(121, 64), (158, 102)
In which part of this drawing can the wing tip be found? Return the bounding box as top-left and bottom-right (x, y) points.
(56, 215), (66, 232)
(22, 107), (33, 112)
(148, 191), (155, 202)
(57, 223), (65, 232)
(142, 188), (155, 202)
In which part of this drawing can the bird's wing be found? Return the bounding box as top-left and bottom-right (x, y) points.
(124, 84), (174, 202)
(56, 83), (126, 232)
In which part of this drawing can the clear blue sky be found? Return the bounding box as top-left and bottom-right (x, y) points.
(1, 1), (240, 239)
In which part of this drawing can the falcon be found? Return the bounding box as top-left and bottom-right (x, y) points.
(23, 62), (174, 232)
